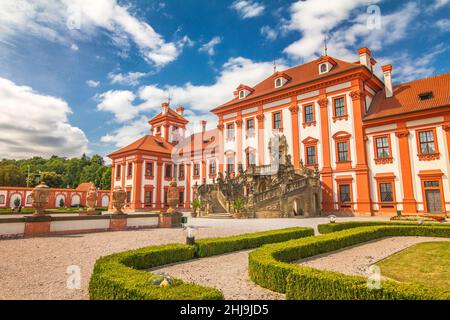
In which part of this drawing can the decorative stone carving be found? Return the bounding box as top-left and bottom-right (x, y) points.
(395, 130), (410, 138)
(318, 98), (328, 108)
(167, 180), (180, 213)
(30, 182), (51, 216)
(235, 119), (243, 128)
(349, 90), (365, 101)
(289, 105), (299, 114)
(86, 184), (98, 212)
(112, 187), (127, 214)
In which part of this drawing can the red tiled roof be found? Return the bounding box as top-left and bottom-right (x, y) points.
(148, 108), (188, 125)
(213, 56), (361, 111)
(108, 135), (173, 157)
(365, 72), (450, 121)
(76, 182), (95, 192)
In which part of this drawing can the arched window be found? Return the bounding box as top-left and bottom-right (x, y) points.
(0, 195), (5, 205)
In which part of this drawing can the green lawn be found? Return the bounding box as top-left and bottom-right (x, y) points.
(377, 242), (450, 292)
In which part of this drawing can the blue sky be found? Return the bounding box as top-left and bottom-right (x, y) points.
(0, 0), (449, 160)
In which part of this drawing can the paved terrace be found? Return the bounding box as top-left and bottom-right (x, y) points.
(0, 217), (388, 300)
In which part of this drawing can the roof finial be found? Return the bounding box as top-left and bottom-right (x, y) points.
(273, 59), (277, 74)
(167, 91), (172, 106)
(324, 34), (328, 56)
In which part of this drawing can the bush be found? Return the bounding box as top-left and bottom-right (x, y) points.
(317, 221), (450, 234)
(89, 244), (224, 300)
(248, 225), (450, 300)
(195, 227), (314, 258)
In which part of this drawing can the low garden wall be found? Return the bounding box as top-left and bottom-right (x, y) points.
(248, 224), (450, 300)
(89, 227), (314, 300)
(0, 213), (163, 239)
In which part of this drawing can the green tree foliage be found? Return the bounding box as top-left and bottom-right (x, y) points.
(0, 154), (111, 190)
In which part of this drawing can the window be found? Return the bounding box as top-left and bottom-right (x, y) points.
(156, 126), (161, 134)
(320, 63), (328, 73)
(418, 130), (436, 154)
(193, 163), (200, 177)
(304, 105), (314, 124)
(334, 97), (346, 118)
(179, 191), (185, 205)
(306, 146), (316, 165)
(379, 183), (394, 203)
(246, 119), (255, 137)
(0, 195), (5, 204)
(164, 191), (168, 205)
(227, 157), (234, 174)
(337, 142), (349, 162)
(116, 165), (121, 179)
(339, 184), (351, 203)
(126, 191), (131, 204)
(239, 90), (245, 99)
(145, 191), (153, 204)
(127, 163), (133, 177)
(227, 123), (234, 140)
(246, 150), (256, 167)
(273, 112), (282, 130)
(179, 164), (185, 179)
(165, 164), (172, 179)
(275, 78), (282, 88)
(419, 92), (433, 101)
(375, 137), (390, 159)
(209, 161), (216, 176)
(145, 162), (153, 177)
(424, 181), (439, 188)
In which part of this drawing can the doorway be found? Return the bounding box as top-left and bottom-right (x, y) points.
(423, 181), (443, 213)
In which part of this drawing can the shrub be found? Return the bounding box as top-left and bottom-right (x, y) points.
(195, 227), (314, 258)
(89, 244), (223, 300)
(391, 215), (446, 223)
(248, 225), (450, 300)
(317, 221), (450, 234)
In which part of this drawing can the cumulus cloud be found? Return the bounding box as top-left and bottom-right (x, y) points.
(436, 19), (450, 31)
(260, 26), (278, 41)
(0, 77), (88, 159)
(98, 56), (288, 147)
(199, 36), (222, 56)
(86, 80), (100, 88)
(231, 0), (265, 19)
(0, 0), (185, 67)
(108, 71), (147, 86)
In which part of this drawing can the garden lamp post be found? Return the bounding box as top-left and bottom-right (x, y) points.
(185, 226), (196, 245)
(328, 215), (337, 224)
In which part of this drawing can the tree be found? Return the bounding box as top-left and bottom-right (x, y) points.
(101, 167), (112, 190)
(39, 171), (64, 188)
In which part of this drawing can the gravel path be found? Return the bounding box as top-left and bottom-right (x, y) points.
(0, 217), (387, 300)
(152, 250), (284, 300)
(297, 237), (450, 277)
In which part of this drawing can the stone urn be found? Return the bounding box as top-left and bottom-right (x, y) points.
(30, 182), (51, 216)
(112, 187), (127, 214)
(86, 184), (98, 212)
(167, 180), (180, 213)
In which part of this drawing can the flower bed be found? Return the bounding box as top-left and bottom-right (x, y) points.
(248, 225), (450, 300)
(89, 227), (314, 300)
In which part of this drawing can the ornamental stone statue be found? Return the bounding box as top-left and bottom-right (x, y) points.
(112, 187), (127, 214)
(167, 180), (180, 213)
(86, 184), (98, 212)
(30, 182), (50, 216)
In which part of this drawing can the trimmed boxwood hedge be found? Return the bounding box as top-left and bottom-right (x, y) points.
(89, 227), (314, 300)
(248, 225), (450, 300)
(318, 221), (449, 234)
(194, 227), (314, 257)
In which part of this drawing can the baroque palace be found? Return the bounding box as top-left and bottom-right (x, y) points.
(108, 47), (450, 216)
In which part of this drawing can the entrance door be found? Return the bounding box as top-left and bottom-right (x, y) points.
(425, 190), (442, 213)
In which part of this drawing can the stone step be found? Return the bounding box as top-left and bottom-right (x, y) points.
(205, 213), (233, 219)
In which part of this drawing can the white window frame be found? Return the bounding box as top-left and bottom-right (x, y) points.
(275, 78), (283, 88)
(239, 90), (245, 99)
(319, 63), (328, 74)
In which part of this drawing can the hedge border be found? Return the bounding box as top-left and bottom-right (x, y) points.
(89, 227), (314, 300)
(248, 225), (450, 300)
(317, 221), (449, 234)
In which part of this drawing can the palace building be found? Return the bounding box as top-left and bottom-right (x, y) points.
(109, 47), (450, 216)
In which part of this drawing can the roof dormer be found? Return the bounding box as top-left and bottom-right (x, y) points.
(317, 56), (337, 75)
(235, 84), (254, 99)
(273, 71), (292, 88)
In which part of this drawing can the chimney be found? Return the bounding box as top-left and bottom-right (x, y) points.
(201, 120), (207, 133)
(161, 102), (169, 115)
(382, 64), (393, 98)
(176, 107), (185, 116)
(358, 47), (372, 69)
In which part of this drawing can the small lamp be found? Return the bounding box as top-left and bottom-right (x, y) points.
(185, 226), (196, 245)
(328, 215), (337, 224)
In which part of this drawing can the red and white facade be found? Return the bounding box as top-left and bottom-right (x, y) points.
(110, 48), (450, 216)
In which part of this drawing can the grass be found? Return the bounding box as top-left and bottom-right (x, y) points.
(377, 242), (450, 292)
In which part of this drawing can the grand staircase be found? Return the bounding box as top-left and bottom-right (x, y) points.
(204, 190), (233, 219)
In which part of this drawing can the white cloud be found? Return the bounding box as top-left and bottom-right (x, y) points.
(99, 56), (288, 147)
(199, 36), (222, 56)
(108, 71), (147, 86)
(0, 77), (88, 159)
(436, 19), (450, 31)
(70, 43), (79, 51)
(260, 26), (278, 41)
(0, 0), (185, 67)
(231, 0), (265, 19)
(86, 80), (100, 88)
(96, 90), (139, 122)
(433, 0), (450, 9)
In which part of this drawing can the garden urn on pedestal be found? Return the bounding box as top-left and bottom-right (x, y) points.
(86, 184), (98, 212)
(30, 182), (51, 216)
(112, 187), (127, 215)
(160, 180), (182, 228)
